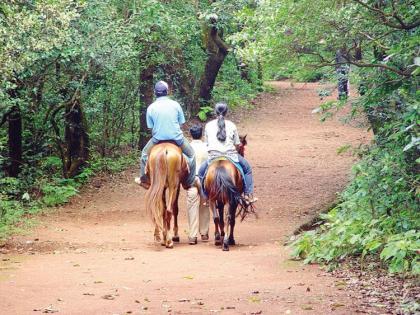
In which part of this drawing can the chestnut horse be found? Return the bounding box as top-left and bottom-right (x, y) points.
(203, 135), (255, 251)
(145, 142), (188, 248)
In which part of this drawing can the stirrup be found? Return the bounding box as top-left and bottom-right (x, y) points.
(244, 194), (258, 205)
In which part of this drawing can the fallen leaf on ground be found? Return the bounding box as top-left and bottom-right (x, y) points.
(301, 305), (313, 310)
(178, 298), (190, 302)
(330, 302), (345, 309)
(248, 296), (261, 303)
(101, 294), (116, 300)
(183, 275), (194, 280)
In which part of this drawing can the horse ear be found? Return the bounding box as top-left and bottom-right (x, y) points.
(243, 134), (247, 141)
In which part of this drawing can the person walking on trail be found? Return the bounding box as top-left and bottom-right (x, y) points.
(186, 124), (210, 245)
(198, 102), (257, 204)
(335, 48), (350, 100)
(135, 80), (197, 189)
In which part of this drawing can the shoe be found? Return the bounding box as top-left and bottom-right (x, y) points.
(244, 194), (258, 204)
(135, 175), (150, 189)
(201, 234), (209, 242)
(188, 237), (197, 245)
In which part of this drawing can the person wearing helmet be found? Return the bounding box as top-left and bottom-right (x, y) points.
(135, 80), (197, 189)
(198, 102), (257, 204)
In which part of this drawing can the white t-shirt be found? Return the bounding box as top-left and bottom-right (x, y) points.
(190, 140), (208, 175)
(205, 119), (240, 162)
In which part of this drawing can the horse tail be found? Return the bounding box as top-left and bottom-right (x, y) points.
(145, 150), (168, 232)
(213, 166), (242, 206)
(212, 165), (257, 222)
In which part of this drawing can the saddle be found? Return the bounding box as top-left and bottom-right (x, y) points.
(155, 140), (179, 146)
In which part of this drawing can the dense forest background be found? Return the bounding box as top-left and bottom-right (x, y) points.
(1, 0), (419, 278)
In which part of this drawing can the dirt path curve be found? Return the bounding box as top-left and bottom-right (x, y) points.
(0, 82), (369, 315)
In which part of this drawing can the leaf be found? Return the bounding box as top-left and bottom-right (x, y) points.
(21, 192), (30, 201)
(248, 296), (260, 303)
(101, 294), (116, 300)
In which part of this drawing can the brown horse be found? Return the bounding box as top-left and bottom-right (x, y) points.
(203, 135), (255, 251)
(145, 142), (188, 248)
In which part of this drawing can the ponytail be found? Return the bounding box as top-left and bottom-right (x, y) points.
(214, 102), (228, 142)
(217, 114), (226, 142)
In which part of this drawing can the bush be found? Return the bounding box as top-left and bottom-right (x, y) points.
(292, 144), (420, 275)
(0, 151), (138, 241)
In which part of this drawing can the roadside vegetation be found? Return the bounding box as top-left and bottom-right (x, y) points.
(232, 0), (419, 276)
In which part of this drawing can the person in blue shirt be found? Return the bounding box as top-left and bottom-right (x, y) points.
(136, 81), (196, 189)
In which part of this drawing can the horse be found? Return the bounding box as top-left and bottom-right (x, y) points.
(203, 135), (255, 251)
(145, 142), (189, 248)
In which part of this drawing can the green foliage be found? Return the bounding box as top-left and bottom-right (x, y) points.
(233, 0), (419, 277)
(0, 152), (137, 241)
(197, 106), (213, 121)
(292, 144), (420, 275)
(212, 55), (260, 108)
(0, 0), (261, 240)
(41, 182), (78, 207)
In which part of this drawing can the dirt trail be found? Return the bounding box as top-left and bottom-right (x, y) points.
(0, 82), (369, 315)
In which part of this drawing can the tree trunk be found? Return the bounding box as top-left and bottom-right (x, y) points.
(195, 18), (229, 114)
(63, 98), (89, 178)
(8, 105), (22, 177)
(138, 64), (155, 149)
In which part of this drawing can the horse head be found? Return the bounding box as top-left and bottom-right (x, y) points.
(238, 134), (247, 157)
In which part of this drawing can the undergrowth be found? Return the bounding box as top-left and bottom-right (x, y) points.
(0, 152), (138, 241)
(292, 111), (420, 276)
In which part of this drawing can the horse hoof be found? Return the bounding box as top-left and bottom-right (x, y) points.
(172, 236), (180, 242)
(228, 238), (236, 245)
(166, 242), (173, 249)
(214, 235), (221, 246)
(222, 244), (229, 251)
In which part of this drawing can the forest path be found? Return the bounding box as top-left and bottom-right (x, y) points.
(0, 82), (369, 314)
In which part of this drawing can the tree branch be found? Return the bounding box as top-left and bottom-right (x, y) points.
(352, 0), (420, 30)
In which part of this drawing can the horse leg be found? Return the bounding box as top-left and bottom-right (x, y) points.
(165, 184), (180, 248)
(211, 201), (221, 246)
(154, 225), (161, 244)
(172, 185), (181, 242)
(217, 202), (226, 250)
(165, 209), (173, 248)
(228, 202), (237, 246)
(161, 192), (167, 246)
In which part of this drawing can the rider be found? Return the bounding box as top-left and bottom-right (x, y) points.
(198, 102), (257, 204)
(136, 80), (196, 189)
